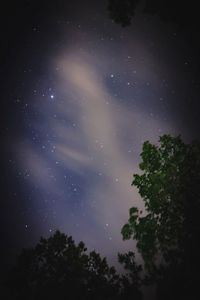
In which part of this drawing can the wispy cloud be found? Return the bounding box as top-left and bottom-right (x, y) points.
(15, 47), (176, 262)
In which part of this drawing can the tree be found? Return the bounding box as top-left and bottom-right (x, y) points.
(107, 0), (200, 28)
(118, 251), (142, 300)
(107, 0), (139, 27)
(5, 230), (121, 300)
(121, 134), (200, 299)
(5, 230), (142, 300)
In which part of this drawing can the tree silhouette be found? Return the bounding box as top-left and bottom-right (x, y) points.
(5, 230), (142, 300)
(107, 0), (139, 27)
(107, 0), (200, 28)
(118, 251), (142, 300)
(5, 231), (119, 300)
(121, 134), (200, 299)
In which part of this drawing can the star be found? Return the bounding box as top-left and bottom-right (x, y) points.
(5, 0), (198, 278)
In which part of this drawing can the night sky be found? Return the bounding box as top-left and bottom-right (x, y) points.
(1, 0), (200, 276)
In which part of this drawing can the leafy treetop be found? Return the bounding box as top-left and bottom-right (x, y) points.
(6, 230), (142, 300)
(122, 135), (200, 276)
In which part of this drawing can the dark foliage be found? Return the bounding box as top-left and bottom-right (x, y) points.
(5, 230), (142, 300)
(107, 0), (139, 27)
(107, 0), (200, 27)
(118, 251), (142, 300)
(122, 135), (200, 299)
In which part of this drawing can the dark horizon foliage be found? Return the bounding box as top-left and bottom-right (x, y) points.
(4, 230), (142, 300)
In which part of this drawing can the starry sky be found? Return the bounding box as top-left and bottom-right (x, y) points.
(1, 0), (200, 274)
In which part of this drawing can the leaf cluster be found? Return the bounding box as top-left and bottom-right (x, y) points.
(6, 230), (120, 300)
(122, 135), (200, 275)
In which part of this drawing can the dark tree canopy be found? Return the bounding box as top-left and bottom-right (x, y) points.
(107, 0), (200, 27)
(107, 0), (139, 27)
(6, 231), (119, 299)
(122, 135), (200, 299)
(5, 230), (142, 300)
